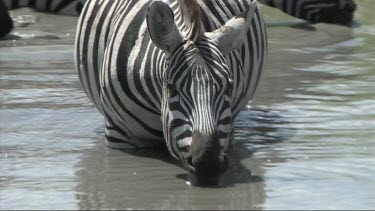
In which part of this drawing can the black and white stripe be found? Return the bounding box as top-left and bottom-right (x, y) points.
(75, 0), (267, 162)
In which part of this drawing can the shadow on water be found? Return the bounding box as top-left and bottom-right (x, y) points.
(74, 107), (296, 209)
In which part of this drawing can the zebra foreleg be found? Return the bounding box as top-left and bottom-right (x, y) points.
(104, 121), (138, 150)
(0, 0), (13, 37)
(104, 119), (161, 150)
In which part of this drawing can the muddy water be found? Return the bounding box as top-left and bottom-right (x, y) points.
(1, 2), (375, 209)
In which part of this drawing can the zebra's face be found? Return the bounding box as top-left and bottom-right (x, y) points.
(147, 0), (258, 186)
(161, 38), (232, 185)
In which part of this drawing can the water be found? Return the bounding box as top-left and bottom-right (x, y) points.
(1, 2), (375, 210)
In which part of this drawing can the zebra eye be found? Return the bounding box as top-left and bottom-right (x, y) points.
(167, 84), (176, 91)
(167, 84), (180, 98)
(167, 84), (180, 105)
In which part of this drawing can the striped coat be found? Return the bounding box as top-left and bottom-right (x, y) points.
(75, 0), (267, 155)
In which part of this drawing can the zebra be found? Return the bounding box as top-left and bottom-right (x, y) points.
(260, 0), (357, 25)
(0, 0), (13, 37)
(74, 0), (266, 186)
(0, 0), (86, 37)
(0, 0), (357, 37)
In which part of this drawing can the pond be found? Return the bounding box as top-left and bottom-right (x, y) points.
(1, 1), (374, 209)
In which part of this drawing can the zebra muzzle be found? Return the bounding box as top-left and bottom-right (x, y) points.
(185, 152), (229, 187)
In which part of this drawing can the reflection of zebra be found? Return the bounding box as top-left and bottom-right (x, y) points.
(0, 0), (357, 37)
(75, 0), (266, 186)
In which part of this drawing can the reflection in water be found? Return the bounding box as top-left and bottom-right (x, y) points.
(75, 108), (293, 210)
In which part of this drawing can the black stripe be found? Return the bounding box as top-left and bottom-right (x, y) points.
(28, 0), (36, 8)
(250, 12), (267, 99)
(116, 2), (160, 115)
(90, 1), (113, 109)
(11, 0), (19, 9)
(75, 0), (91, 98)
(291, 0), (298, 16)
(176, 130), (192, 142)
(106, 125), (131, 140)
(81, 1), (99, 101)
(45, 0), (52, 11)
(202, 0), (225, 24)
(171, 119), (191, 128)
(108, 37), (164, 139)
(281, 0), (288, 12)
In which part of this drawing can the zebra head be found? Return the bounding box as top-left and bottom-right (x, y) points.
(147, 0), (257, 186)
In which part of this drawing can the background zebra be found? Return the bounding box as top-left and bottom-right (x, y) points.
(0, 0), (85, 37)
(0, 0), (357, 37)
(75, 0), (266, 186)
(1, 0), (85, 15)
(259, 0), (357, 25)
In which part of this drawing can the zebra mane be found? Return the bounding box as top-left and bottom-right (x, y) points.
(178, 0), (202, 42)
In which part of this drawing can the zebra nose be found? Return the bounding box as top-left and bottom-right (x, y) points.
(187, 153), (228, 187)
(186, 151), (229, 186)
(186, 131), (229, 186)
(186, 155), (196, 173)
(186, 153), (228, 173)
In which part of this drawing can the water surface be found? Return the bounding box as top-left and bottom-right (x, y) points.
(1, 2), (375, 210)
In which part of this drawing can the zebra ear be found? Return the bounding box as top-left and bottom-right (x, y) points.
(205, 0), (258, 54)
(147, 1), (183, 55)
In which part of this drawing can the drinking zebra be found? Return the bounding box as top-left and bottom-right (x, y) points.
(0, 0), (357, 37)
(74, 0), (266, 186)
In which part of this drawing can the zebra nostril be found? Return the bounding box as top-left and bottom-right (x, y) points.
(221, 154), (229, 172)
(187, 156), (193, 165)
(186, 156), (195, 173)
